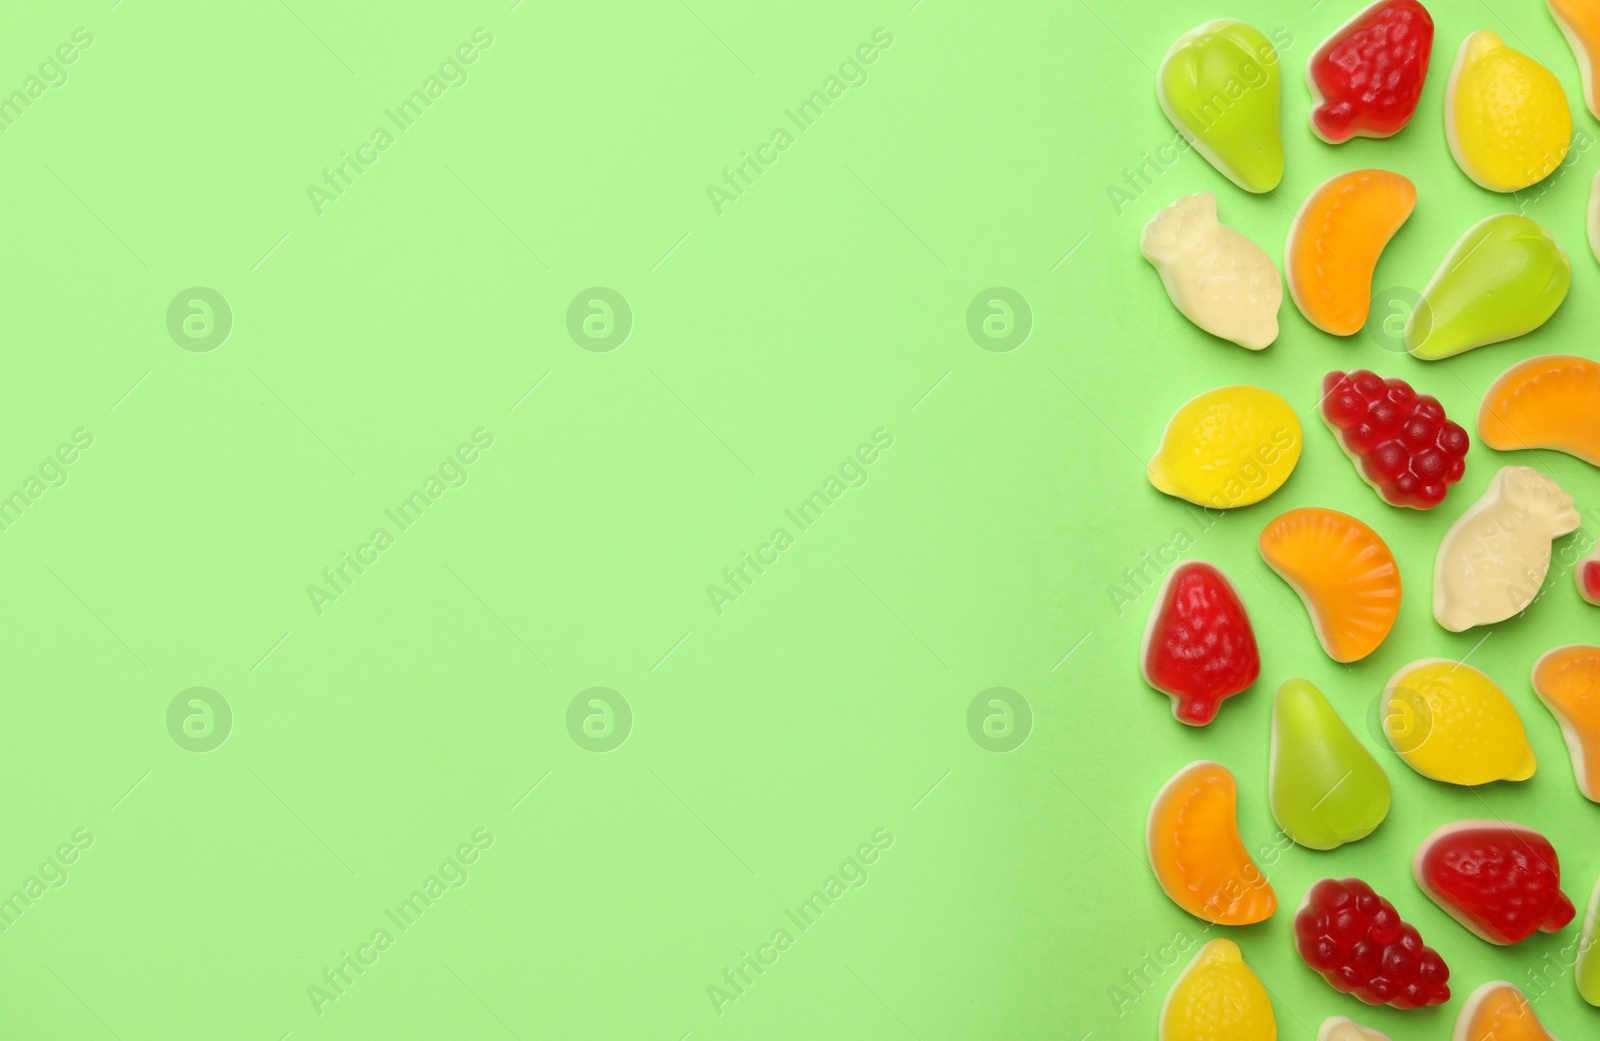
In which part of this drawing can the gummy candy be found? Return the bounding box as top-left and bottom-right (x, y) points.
(1318, 1019), (1389, 1041)
(1531, 644), (1600, 801)
(1445, 30), (1572, 193)
(1141, 192), (1281, 349)
(1158, 21), (1284, 193)
(1147, 385), (1301, 508)
(1141, 561), (1260, 725)
(1478, 355), (1600, 466)
(1580, 876), (1600, 1006)
(1286, 171), (1415, 335)
(1581, 548), (1600, 606)
(1549, 0), (1600, 120)
(1433, 466), (1579, 631)
(1147, 761), (1276, 926)
(1454, 982), (1560, 1041)
(1307, 0), (1433, 142)
(1293, 877), (1450, 1009)
(1258, 508), (1399, 663)
(1592, 169), (1600, 263)
(1160, 939), (1276, 1041)
(1382, 658), (1535, 785)
(1414, 821), (1575, 944)
(1405, 214), (1571, 360)
(1320, 370), (1469, 509)
(1270, 679), (1390, 850)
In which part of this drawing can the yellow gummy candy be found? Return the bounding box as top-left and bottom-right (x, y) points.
(1446, 30), (1572, 192)
(1161, 939), (1276, 1041)
(1382, 658), (1536, 785)
(1148, 386), (1302, 509)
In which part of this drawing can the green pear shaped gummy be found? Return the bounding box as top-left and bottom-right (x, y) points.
(1269, 679), (1390, 850)
(1157, 20), (1284, 193)
(1405, 214), (1571, 360)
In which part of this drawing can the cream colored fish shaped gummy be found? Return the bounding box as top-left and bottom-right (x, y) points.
(1141, 192), (1281, 350)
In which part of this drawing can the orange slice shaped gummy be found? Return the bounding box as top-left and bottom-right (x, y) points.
(1533, 644), (1600, 802)
(1287, 170), (1416, 336)
(1453, 981), (1558, 1041)
(1147, 760), (1277, 925)
(1479, 354), (1600, 466)
(1259, 508), (1400, 663)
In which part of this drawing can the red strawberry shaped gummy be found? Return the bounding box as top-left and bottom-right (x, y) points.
(1320, 370), (1469, 509)
(1140, 561), (1259, 725)
(1413, 822), (1576, 945)
(1582, 555), (1600, 605)
(1308, 0), (1435, 143)
(1294, 878), (1450, 1008)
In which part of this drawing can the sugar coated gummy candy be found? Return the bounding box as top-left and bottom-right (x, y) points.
(1147, 761), (1276, 926)
(1413, 821), (1574, 945)
(1293, 877), (1450, 1009)
(1307, 0), (1433, 143)
(1158, 21), (1284, 193)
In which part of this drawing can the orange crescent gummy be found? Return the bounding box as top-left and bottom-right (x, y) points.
(1259, 508), (1401, 663)
(1550, 0), (1600, 120)
(1453, 981), (1558, 1041)
(1287, 170), (1416, 336)
(1533, 644), (1600, 802)
(1147, 761), (1277, 926)
(1478, 354), (1600, 466)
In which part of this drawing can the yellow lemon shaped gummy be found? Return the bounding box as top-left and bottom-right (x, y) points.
(1160, 939), (1277, 1041)
(1382, 659), (1536, 785)
(1148, 386), (1302, 509)
(1446, 31), (1572, 192)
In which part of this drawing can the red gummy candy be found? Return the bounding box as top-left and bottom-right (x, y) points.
(1320, 370), (1469, 509)
(1308, 0), (1435, 143)
(1294, 878), (1451, 1009)
(1414, 822), (1576, 945)
(1140, 561), (1260, 726)
(1582, 557), (1600, 605)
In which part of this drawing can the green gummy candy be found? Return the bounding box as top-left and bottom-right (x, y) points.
(1269, 679), (1390, 850)
(1157, 20), (1283, 193)
(1405, 213), (1571, 360)
(1581, 878), (1600, 1007)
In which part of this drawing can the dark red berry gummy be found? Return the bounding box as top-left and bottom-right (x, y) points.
(1321, 370), (1468, 509)
(1294, 878), (1450, 1009)
(1416, 825), (1576, 945)
(1142, 561), (1260, 725)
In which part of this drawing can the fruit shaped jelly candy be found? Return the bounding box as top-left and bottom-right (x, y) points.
(1286, 171), (1415, 335)
(1549, 0), (1600, 120)
(1454, 982), (1561, 1041)
(1141, 561), (1260, 725)
(1434, 466), (1579, 631)
(1445, 30), (1572, 193)
(1592, 169), (1600, 263)
(1531, 645), (1600, 801)
(1270, 679), (1390, 850)
(1147, 385), (1301, 508)
(1405, 214), (1571, 360)
(1258, 508), (1399, 663)
(1147, 761), (1277, 926)
(1580, 876), (1600, 1006)
(1160, 939), (1276, 1041)
(1307, 0), (1434, 143)
(1414, 821), (1575, 945)
(1293, 877), (1451, 1009)
(1382, 659), (1536, 785)
(1318, 1019), (1390, 1041)
(1321, 370), (1470, 509)
(1141, 193), (1282, 350)
(1478, 355), (1600, 467)
(1158, 21), (1284, 193)
(1581, 548), (1600, 606)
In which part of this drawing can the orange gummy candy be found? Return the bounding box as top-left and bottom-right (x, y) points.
(1478, 354), (1600, 466)
(1286, 170), (1416, 336)
(1259, 507), (1400, 663)
(1533, 644), (1600, 802)
(1454, 981), (1558, 1041)
(1147, 761), (1277, 926)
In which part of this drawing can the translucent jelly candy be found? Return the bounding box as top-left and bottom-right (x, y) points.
(1434, 466), (1579, 631)
(1148, 386), (1301, 508)
(1293, 878), (1450, 1009)
(1549, 0), (1600, 120)
(1318, 1019), (1390, 1041)
(1141, 193), (1282, 349)
(1445, 30), (1572, 192)
(1592, 169), (1600, 263)
(1454, 982), (1560, 1041)
(1158, 21), (1284, 193)
(1405, 214), (1571, 360)
(1321, 370), (1469, 509)
(1160, 939), (1276, 1041)
(1532, 644), (1600, 801)
(1259, 508), (1399, 663)
(1478, 355), (1600, 466)
(1307, 0), (1434, 142)
(1147, 761), (1277, 925)
(1382, 659), (1536, 785)
(1414, 821), (1575, 944)
(1287, 171), (1415, 335)
(1580, 877), (1600, 1005)
(1270, 679), (1390, 850)
(1581, 548), (1600, 606)
(1142, 561), (1260, 725)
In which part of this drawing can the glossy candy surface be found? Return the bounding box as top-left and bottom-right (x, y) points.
(1307, 0), (1433, 142)
(1382, 659), (1535, 785)
(1160, 939), (1277, 1041)
(1549, 0), (1600, 119)
(1287, 171), (1415, 335)
(1141, 193), (1282, 350)
(1445, 31), (1571, 192)
(1147, 761), (1277, 926)
(1142, 562), (1260, 726)
(1414, 821), (1575, 944)
(1158, 21), (1284, 192)
(1259, 508), (1399, 663)
(1581, 549), (1600, 606)
(1148, 386), (1301, 508)
(1580, 877), (1600, 1006)
(1532, 645), (1600, 801)
(1453, 982), (1561, 1041)
(1293, 877), (1450, 1008)
(1478, 355), (1600, 467)
(1321, 370), (1469, 509)
(1318, 1019), (1389, 1041)
(1270, 679), (1390, 850)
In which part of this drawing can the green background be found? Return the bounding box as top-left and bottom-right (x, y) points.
(0, 0), (1596, 1037)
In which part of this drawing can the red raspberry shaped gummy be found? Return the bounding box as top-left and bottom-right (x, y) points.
(1140, 561), (1260, 725)
(1309, 0), (1435, 143)
(1413, 822), (1576, 945)
(1320, 370), (1469, 509)
(1294, 878), (1450, 1008)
